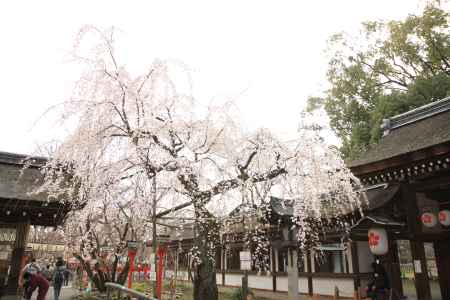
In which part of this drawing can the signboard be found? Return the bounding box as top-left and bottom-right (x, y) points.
(0, 229), (16, 242)
(0, 252), (8, 260)
(165, 270), (174, 279)
(240, 251), (251, 271)
(127, 240), (138, 250)
(414, 260), (422, 274)
(100, 246), (114, 252)
(149, 271), (156, 281)
(240, 260), (251, 271)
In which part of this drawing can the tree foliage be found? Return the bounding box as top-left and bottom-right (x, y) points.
(308, 1), (450, 159)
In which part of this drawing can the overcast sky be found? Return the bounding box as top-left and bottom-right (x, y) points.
(0, 0), (423, 155)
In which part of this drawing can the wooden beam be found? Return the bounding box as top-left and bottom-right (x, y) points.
(402, 183), (420, 236)
(434, 240), (450, 300)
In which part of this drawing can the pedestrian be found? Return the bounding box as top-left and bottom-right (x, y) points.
(22, 272), (49, 300)
(23, 258), (41, 274)
(52, 260), (66, 300)
(76, 265), (83, 291)
(42, 265), (53, 283)
(63, 268), (71, 286)
(20, 258), (41, 291)
(366, 260), (390, 300)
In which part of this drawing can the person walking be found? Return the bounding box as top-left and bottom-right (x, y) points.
(22, 272), (49, 300)
(52, 260), (66, 300)
(366, 260), (391, 300)
(20, 258), (41, 292)
(42, 265), (53, 283)
(63, 268), (71, 286)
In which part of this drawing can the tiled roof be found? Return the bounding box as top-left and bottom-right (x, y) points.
(348, 97), (450, 168)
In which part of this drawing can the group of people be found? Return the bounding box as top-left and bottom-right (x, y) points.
(21, 257), (71, 300)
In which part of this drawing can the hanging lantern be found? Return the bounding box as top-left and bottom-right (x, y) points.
(439, 210), (450, 226)
(368, 228), (388, 255)
(421, 212), (437, 228)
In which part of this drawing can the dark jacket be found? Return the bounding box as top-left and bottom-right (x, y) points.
(368, 264), (390, 291)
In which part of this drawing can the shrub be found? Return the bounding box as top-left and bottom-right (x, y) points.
(230, 288), (255, 300)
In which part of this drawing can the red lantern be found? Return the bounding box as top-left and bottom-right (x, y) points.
(368, 228), (388, 255)
(421, 212), (437, 228)
(439, 210), (450, 226)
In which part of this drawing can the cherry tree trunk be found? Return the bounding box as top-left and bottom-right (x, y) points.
(193, 260), (218, 300)
(193, 201), (219, 300)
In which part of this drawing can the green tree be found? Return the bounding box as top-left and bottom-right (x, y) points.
(308, 1), (450, 159)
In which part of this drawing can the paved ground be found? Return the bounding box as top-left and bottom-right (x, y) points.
(29, 286), (78, 300)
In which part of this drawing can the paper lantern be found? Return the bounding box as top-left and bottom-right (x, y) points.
(368, 228), (388, 255)
(421, 212), (437, 228)
(439, 210), (450, 226)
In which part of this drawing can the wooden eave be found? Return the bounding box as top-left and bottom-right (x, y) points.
(350, 142), (450, 186)
(0, 197), (70, 227)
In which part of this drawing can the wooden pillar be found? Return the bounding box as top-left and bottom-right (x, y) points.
(306, 250), (313, 297)
(410, 240), (431, 300)
(271, 246), (277, 292)
(350, 241), (360, 296)
(402, 184), (431, 300)
(5, 222), (30, 299)
(287, 248), (299, 300)
(221, 247), (225, 286)
(386, 239), (403, 297)
(434, 240), (450, 300)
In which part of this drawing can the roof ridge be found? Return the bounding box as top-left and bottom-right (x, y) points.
(382, 96), (450, 136)
(0, 151), (48, 166)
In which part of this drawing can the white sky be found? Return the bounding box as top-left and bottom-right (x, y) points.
(0, 0), (424, 155)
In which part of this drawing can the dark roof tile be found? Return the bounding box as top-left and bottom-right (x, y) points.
(348, 99), (450, 168)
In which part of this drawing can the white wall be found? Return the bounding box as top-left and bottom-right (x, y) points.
(248, 274), (273, 290)
(176, 271), (355, 297)
(224, 273), (242, 287)
(298, 277), (308, 294)
(276, 275), (288, 292)
(216, 273), (222, 285)
(175, 270), (189, 281)
(357, 241), (374, 273)
(312, 277), (354, 298)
